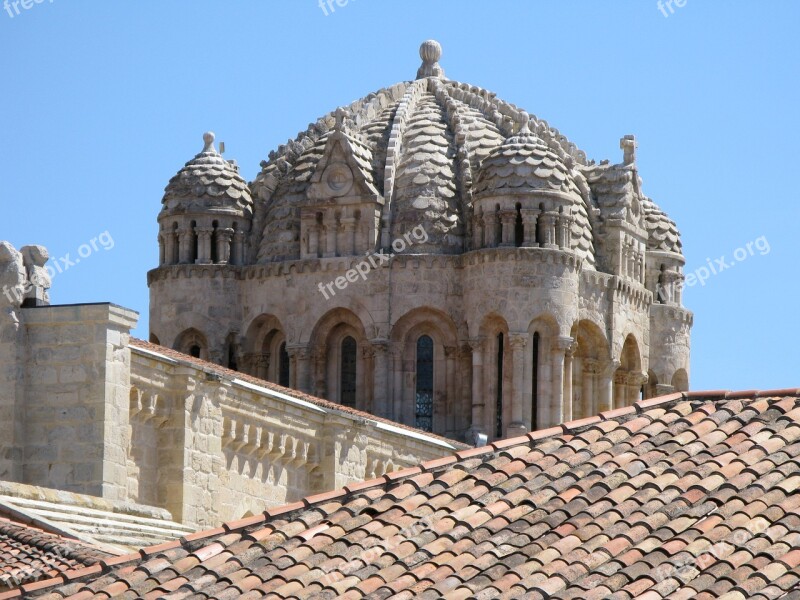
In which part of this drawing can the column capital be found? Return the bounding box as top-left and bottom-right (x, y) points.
(468, 336), (487, 351)
(583, 358), (601, 374)
(508, 333), (528, 349)
(368, 339), (391, 354)
(286, 344), (310, 361)
(552, 336), (576, 353)
(605, 359), (622, 375)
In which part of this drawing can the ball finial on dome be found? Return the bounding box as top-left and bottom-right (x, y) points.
(419, 40), (442, 63)
(203, 131), (216, 152)
(517, 111), (532, 135)
(417, 40), (445, 80)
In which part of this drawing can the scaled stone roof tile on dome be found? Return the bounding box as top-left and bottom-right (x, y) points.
(162, 132), (253, 213)
(13, 389), (800, 599)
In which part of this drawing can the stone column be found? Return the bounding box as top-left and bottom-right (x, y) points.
(466, 337), (486, 443)
(614, 370), (627, 408)
(582, 359), (599, 417)
(599, 360), (620, 413)
(340, 218), (356, 256)
(325, 217), (337, 258)
(507, 333), (528, 437)
(216, 228), (234, 265)
(521, 208), (539, 247)
(563, 341), (577, 422)
(158, 233), (166, 266)
(484, 214), (498, 248)
(539, 212), (558, 249)
(313, 347), (327, 399)
(548, 336), (574, 427)
(500, 210), (516, 247)
(177, 228), (194, 264)
(556, 211), (572, 250)
(287, 345), (311, 393)
(473, 213), (485, 248)
(164, 230), (177, 265)
(232, 231), (245, 266)
(458, 343), (473, 435)
(371, 340), (390, 418)
(391, 348), (404, 423)
(444, 345), (457, 436)
(195, 227), (214, 264)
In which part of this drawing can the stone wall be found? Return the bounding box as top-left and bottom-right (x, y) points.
(150, 244), (692, 442)
(18, 303), (138, 500)
(0, 241), (460, 531)
(129, 343), (461, 528)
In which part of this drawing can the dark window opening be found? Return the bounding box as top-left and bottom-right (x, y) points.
(515, 204), (524, 247)
(340, 336), (357, 407)
(228, 343), (238, 371)
(415, 335), (434, 432)
(279, 342), (290, 387)
(190, 221), (198, 263)
(189, 345), (201, 359)
(211, 221), (219, 263)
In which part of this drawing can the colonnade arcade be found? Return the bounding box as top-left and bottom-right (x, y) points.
(172, 309), (675, 442)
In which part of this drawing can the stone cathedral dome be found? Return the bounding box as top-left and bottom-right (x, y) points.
(250, 41), (601, 263)
(162, 132), (253, 217)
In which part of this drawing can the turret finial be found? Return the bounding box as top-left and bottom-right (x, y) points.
(417, 40), (445, 80)
(203, 131), (217, 153)
(517, 111), (531, 135)
(621, 135), (637, 165)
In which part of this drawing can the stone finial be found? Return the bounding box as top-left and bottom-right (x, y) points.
(517, 111), (532, 135)
(203, 131), (217, 153)
(621, 135), (637, 165)
(417, 40), (445, 80)
(334, 107), (350, 131)
(21, 245), (51, 307)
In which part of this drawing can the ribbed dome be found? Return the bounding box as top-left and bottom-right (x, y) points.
(251, 42), (599, 263)
(162, 132), (252, 216)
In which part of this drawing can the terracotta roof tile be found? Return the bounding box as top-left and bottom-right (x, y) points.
(15, 391), (800, 598)
(0, 514), (110, 594)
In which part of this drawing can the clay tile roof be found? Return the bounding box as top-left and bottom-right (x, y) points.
(0, 513), (110, 593)
(12, 390), (800, 599)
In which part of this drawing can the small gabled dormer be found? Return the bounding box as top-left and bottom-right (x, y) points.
(302, 109), (383, 259)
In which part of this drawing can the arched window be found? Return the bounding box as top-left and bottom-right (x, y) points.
(531, 332), (540, 430)
(279, 342), (290, 387)
(496, 332), (504, 438)
(189, 345), (201, 358)
(415, 335), (434, 432)
(340, 336), (357, 407)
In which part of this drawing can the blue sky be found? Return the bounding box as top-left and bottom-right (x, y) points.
(1, 1), (797, 391)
